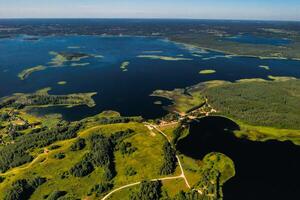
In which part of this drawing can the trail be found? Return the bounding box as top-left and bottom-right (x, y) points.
(101, 175), (183, 200)
(0, 150), (48, 176)
(101, 123), (191, 200)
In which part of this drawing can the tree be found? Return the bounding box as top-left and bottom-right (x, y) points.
(130, 180), (162, 200)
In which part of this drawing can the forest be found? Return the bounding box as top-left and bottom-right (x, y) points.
(203, 79), (300, 129)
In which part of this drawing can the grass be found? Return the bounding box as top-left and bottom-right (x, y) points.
(151, 88), (205, 114)
(199, 69), (216, 74)
(0, 121), (167, 199)
(234, 120), (300, 145)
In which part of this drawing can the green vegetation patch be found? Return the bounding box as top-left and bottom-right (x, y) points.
(259, 65), (270, 70)
(18, 65), (47, 80)
(151, 87), (206, 114)
(203, 79), (300, 130)
(120, 61), (130, 72)
(57, 81), (67, 85)
(70, 62), (90, 67)
(199, 69), (216, 74)
(0, 87), (97, 109)
(137, 55), (193, 61)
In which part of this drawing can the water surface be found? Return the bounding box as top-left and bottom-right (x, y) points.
(1, 35), (300, 120)
(176, 117), (300, 200)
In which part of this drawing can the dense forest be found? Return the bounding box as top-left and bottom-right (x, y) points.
(0, 122), (82, 172)
(203, 80), (300, 129)
(160, 142), (177, 175)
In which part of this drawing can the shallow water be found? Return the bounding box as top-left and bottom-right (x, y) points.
(1, 35), (300, 120)
(176, 117), (300, 200)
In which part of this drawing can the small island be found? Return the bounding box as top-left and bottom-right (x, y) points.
(0, 87), (97, 108)
(18, 65), (47, 80)
(120, 61), (130, 71)
(259, 65), (270, 70)
(137, 55), (193, 61)
(199, 69), (216, 74)
(57, 81), (67, 85)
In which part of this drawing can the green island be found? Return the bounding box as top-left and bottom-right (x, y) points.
(18, 65), (47, 80)
(57, 81), (67, 85)
(259, 65), (270, 70)
(137, 55), (193, 61)
(0, 87), (97, 109)
(199, 69), (216, 74)
(49, 51), (90, 66)
(120, 61), (130, 72)
(18, 52), (95, 80)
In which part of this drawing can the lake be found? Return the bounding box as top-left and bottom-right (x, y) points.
(176, 117), (300, 200)
(1, 35), (300, 120)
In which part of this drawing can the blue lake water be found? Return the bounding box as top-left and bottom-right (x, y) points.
(224, 34), (291, 46)
(0, 35), (300, 120)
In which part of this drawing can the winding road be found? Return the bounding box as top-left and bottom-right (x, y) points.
(101, 123), (190, 200)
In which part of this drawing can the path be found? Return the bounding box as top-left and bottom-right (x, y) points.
(101, 123), (191, 200)
(0, 149), (48, 176)
(144, 122), (190, 188)
(101, 175), (183, 200)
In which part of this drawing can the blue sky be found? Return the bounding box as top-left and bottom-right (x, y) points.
(0, 0), (299, 21)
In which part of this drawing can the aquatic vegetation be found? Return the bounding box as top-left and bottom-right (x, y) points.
(199, 69), (216, 74)
(70, 62), (90, 67)
(18, 65), (47, 80)
(259, 65), (270, 70)
(142, 50), (163, 54)
(67, 46), (81, 49)
(137, 55), (193, 61)
(202, 55), (233, 60)
(192, 53), (203, 57)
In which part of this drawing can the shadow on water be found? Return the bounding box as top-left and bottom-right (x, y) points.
(176, 116), (300, 200)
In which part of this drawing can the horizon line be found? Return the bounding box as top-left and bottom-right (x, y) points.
(0, 17), (299, 23)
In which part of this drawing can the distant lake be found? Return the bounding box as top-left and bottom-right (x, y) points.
(1, 35), (300, 120)
(176, 117), (300, 200)
(224, 34), (292, 46)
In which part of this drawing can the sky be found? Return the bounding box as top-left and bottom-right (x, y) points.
(0, 0), (299, 21)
